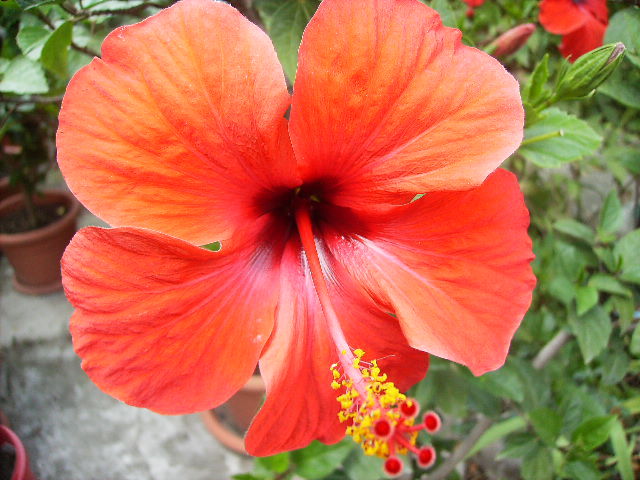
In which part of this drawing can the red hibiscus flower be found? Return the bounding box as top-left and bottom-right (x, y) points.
(464, 0), (485, 6)
(57, 0), (535, 462)
(539, 0), (608, 61)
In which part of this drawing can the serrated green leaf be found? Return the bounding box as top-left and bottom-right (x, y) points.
(41, 21), (73, 78)
(554, 219), (595, 244)
(605, 8), (640, 68)
(520, 108), (602, 167)
(292, 440), (353, 480)
(576, 285), (598, 316)
(610, 420), (634, 480)
(599, 190), (623, 235)
(572, 415), (616, 451)
(0, 56), (48, 94)
(588, 274), (632, 297)
(255, 0), (320, 83)
(466, 416), (527, 458)
(522, 445), (554, 480)
(16, 25), (51, 60)
(570, 306), (612, 363)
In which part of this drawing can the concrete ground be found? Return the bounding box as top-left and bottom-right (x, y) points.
(0, 209), (253, 480)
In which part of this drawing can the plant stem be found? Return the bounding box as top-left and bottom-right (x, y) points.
(426, 330), (573, 480)
(520, 130), (564, 147)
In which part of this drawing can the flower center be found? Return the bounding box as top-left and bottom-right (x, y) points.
(294, 201), (440, 476)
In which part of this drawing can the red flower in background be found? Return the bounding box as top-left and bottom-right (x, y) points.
(539, 0), (608, 61)
(57, 0), (534, 461)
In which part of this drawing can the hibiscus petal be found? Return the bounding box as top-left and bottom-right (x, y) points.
(289, 0), (523, 210)
(57, 0), (296, 245)
(328, 169), (535, 376)
(245, 239), (429, 456)
(559, 16), (607, 61)
(539, 0), (590, 34)
(62, 225), (281, 414)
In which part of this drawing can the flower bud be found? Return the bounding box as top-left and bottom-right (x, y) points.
(555, 42), (626, 100)
(490, 24), (536, 57)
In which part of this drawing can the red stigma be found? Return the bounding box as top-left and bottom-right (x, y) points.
(384, 456), (403, 477)
(400, 400), (418, 418)
(417, 446), (436, 468)
(374, 418), (394, 438)
(424, 411), (441, 433)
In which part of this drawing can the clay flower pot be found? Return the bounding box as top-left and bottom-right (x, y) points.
(0, 425), (36, 480)
(0, 190), (80, 294)
(200, 374), (265, 454)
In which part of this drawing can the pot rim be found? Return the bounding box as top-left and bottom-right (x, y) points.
(0, 189), (81, 246)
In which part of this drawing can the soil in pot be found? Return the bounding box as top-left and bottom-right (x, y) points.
(0, 191), (80, 295)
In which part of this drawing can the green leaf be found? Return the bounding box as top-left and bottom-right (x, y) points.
(610, 420), (634, 480)
(570, 306), (612, 363)
(563, 461), (601, 480)
(605, 8), (640, 68)
(15, 0), (59, 10)
(548, 276), (575, 305)
(232, 475), (264, 480)
(202, 241), (221, 252)
(576, 285), (598, 316)
(588, 274), (632, 297)
(529, 408), (563, 446)
(41, 21), (73, 78)
(601, 350), (630, 385)
(572, 415), (616, 451)
(257, 452), (290, 474)
(16, 25), (51, 60)
(630, 323), (640, 357)
(343, 449), (384, 480)
(428, 0), (456, 28)
(521, 444), (554, 480)
(255, 0), (320, 83)
(598, 58), (640, 108)
(554, 219), (595, 245)
(524, 53), (551, 106)
(477, 361), (525, 403)
(292, 441), (353, 480)
(0, 56), (48, 94)
(520, 108), (602, 168)
(615, 229), (640, 272)
(497, 433), (538, 460)
(598, 190), (623, 235)
(466, 416), (527, 458)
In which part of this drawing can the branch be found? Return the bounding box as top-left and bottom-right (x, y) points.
(30, 9), (101, 58)
(426, 330), (573, 480)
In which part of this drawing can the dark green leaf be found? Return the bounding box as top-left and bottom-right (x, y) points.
(0, 56), (48, 94)
(529, 408), (562, 446)
(554, 219), (595, 245)
(521, 444), (554, 480)
(572, 415), (616, 451)
(548, 276), (575, 305)
(477, 362), (525, 403)
(588, 274), (632, 297)
(601, 350), (630, 385)
(255, 0), (320, 83)
(257, 452), (290, 474)
(292, 441), (353, 480)
(570, 306), (612, 363)
(563, 461), (601, 480)
(520, 108), (602, 168)
(524, 53), (551, 106)
(41, 21), (73, 77)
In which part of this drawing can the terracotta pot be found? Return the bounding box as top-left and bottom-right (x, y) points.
(200, 374), (265, 455)
(0, 190), (80, 295)
(0, 176), (19, 203)
(0, 425), (36, 480)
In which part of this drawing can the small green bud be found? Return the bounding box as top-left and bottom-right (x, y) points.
(555, 43), (626, 100)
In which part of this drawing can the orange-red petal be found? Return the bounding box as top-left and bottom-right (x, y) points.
(57, 0), (296, 245)
(245, 239), (429, 456)
(289, 0), (523, 210)
(62, 225), (281, 414)
(559, 15), (607, 61)
(328, 170), (535, 376)
(539, 0), (590, 34)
